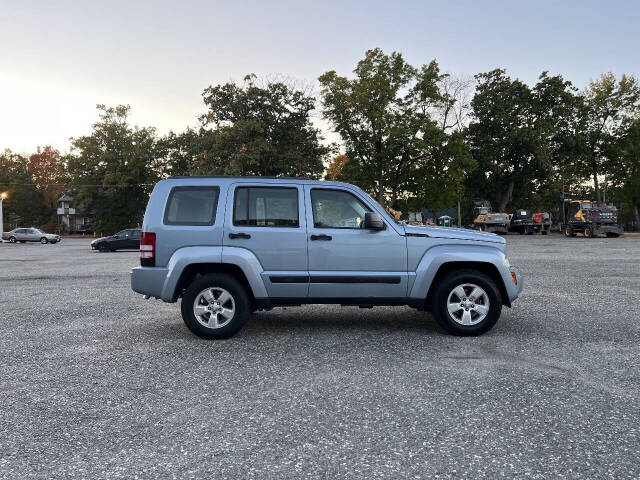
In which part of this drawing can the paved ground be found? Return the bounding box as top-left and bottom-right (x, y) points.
(1, 235), (639, 479)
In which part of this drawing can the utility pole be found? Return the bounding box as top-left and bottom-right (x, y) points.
(0, 192), (6, 241)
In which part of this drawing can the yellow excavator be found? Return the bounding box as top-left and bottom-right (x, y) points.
(561, 199), (623, 238)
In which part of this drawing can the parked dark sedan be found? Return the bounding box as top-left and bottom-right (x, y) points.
(91, 229), (141, 252)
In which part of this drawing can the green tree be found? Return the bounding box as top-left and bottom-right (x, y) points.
(319, 48), (457, 207)
(609, 118), (640, 228)
(579, 73), (640, 203)
(159, 128), (212, 177)
(466, 70), (578, 212)
(66, 105), (161, 233)
(0, 149), (50, 229)
(193, 75), (329, 178)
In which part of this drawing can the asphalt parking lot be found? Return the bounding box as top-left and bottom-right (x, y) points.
(1, 235), (639, 479)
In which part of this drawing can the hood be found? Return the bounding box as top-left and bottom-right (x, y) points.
(91, 236), (108, 244)
(403, 224), (506, 245)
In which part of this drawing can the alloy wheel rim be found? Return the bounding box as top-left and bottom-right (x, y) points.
(446, 283), (490, 326)
(193, 287), (235, 329)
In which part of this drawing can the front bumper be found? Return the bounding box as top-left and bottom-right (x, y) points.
(507, 266), (523, 302)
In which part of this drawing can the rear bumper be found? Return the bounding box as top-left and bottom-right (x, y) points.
(594, 224), (623, 234)
(131, 266), (169, 300)
(485, 224), (509, 234)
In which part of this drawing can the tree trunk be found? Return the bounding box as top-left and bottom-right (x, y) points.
(498, 179), (515, 212)
(377, 178), (385, 206)
(593, 171), (601, 204)
(634, 204), (640, 232)
(457, 199), (461, 227)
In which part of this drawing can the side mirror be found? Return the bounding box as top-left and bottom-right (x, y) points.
(364, 212), (385, 230)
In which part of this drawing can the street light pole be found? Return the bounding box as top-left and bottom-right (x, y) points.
(0, 192), (6, 242)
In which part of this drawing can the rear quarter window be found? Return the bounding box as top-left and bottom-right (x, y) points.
(164, 186), (220, 226)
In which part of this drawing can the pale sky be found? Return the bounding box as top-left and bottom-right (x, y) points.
(1, 0), (639, 154)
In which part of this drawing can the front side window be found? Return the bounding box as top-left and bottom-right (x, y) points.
(311, 189), (372, 229)
(164, 186), (220, 226)
(233, 187), (299, 227)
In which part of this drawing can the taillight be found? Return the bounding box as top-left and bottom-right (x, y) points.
(140, 232), (156, 267)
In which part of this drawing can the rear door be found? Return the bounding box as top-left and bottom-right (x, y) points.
(224, 183), (308, 298)
(304, 186), (408, 299)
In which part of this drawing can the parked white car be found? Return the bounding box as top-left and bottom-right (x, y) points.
(2, 228), (60, 244)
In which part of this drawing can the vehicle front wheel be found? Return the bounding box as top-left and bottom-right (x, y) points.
(99, 243), (112, 252)
(9, 236), (16, 243)
(564, 227), (574, 237)
(181, 273), (250, 339)
(430, 269), (502, 336)
(40, 237), (48, 244)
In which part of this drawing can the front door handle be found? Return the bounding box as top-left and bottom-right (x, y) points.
(229, 233), (251, 239)
(310, 234), (332, 241)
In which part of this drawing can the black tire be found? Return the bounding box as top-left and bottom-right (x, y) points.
(430, 269), (502, 336)
(583, 227), (592, 238)
(181, 273), (250, 339)
(564, 227), (574, 237)
(98, 243), (112, 252)
(9, 236), (16, 243)
(40, 237), (48, 244)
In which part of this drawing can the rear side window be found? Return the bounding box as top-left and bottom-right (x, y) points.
(233, 187), (299, 227)
(164, 186), (220, 226)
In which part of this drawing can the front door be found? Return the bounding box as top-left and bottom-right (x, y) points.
(224, 183), (308, 298)
(305, 186), (408, 299)
(114, 229), (131, 249)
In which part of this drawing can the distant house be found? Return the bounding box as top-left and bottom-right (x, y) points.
(57, 194), (94, 233)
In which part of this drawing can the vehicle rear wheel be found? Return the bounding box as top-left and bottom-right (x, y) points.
(430, 269), (502, 336)
(40, 237), (48, 244)
(583, 227), (593, 238)
(181, 273), (250, 339)
(9, 236), (16, 243)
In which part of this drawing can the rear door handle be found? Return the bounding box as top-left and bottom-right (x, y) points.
(229, 233), (251, 239)
(310, 234), (332, 241)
